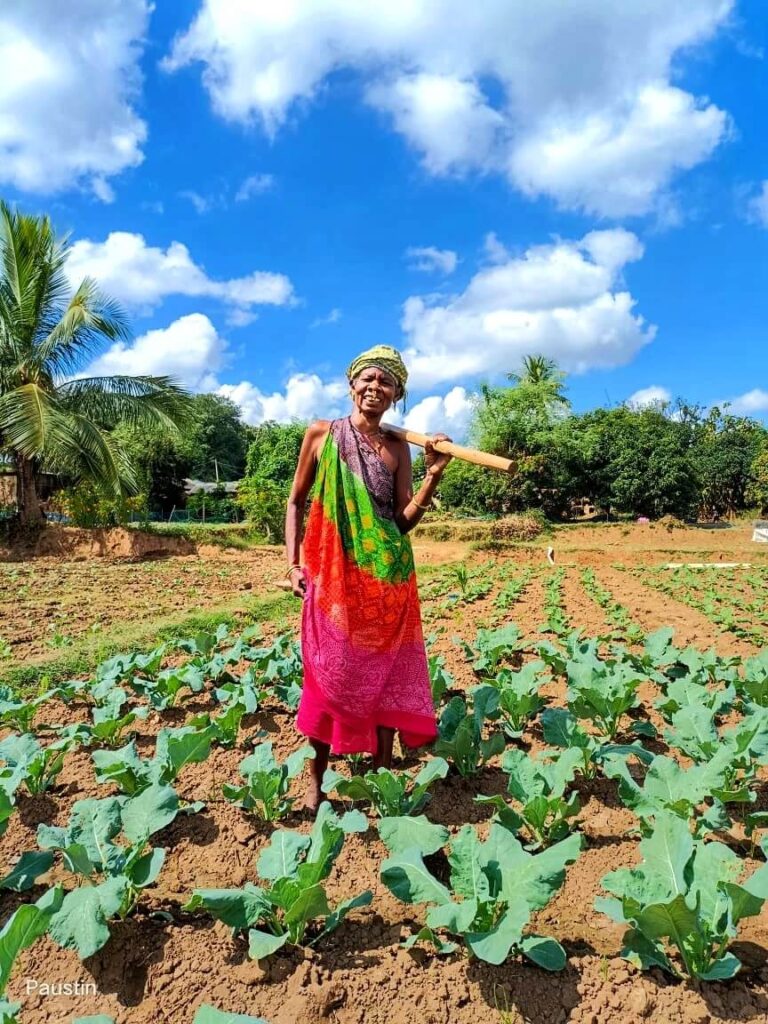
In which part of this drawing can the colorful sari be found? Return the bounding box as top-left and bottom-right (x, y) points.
(296, 416), (437, 754)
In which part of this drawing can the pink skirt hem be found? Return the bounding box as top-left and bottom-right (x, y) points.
(296, 698), (437, 756)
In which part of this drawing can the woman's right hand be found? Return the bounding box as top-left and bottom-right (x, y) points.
(289, 566), (307, 598)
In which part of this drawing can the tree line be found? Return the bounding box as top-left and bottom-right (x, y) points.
(1, 204), (766, 532)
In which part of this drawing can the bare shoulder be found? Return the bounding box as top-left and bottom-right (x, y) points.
(307, 418), (332, 437)
(305, 419), (333, 458)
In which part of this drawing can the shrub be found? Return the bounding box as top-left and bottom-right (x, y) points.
(51, 482), (148, 528)
(236, 479), (286, 543)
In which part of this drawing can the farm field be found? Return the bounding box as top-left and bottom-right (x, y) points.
(0, 521), (767, 1024)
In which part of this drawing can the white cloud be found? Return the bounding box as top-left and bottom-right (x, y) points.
(406, 246), (458, 275)
(220, 372), (475, 441)
(368, 74), (505, 176)
(400, 387), (474, 440)
(226, 308), (259, 329)
(235, 173), (275, 201)
(0, 0), (149, 196)
(483, 232), (509, 264)
(66, 232), (295, 315)
(509, 84), (728, 217)
(401, 228), (654, 389)
(165, 0), (733, 217)
(311, 308), (342, 328)
(85, 314), (228, 391)
(179, 190), (214, 214)
(746, 181), (768, 228)
(720, 389), (768, 415)
(91, 178), (116, 205)
(218, 374), (348, 425)
(626, 385), (672, 408)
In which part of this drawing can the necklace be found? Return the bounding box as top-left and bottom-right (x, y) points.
(350, 417), (386, 454)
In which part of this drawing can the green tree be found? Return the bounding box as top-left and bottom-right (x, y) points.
(0, 202), (188, 525)
(598, 406), (698, 519)
(746, 444), (768, 515)
(692, 406), (767, 519)
(186, 393), (248, 480)
(111, 421), (192, 518)
(244, 421), (307, 491)
(236, 421), (307, 541)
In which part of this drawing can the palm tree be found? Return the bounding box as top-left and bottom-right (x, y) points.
(507, 354), (565, 390)
(0, 201), (189, 526)
(506, 354), (570, 423)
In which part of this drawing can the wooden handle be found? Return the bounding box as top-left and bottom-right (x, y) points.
(381, 422), (515, 473)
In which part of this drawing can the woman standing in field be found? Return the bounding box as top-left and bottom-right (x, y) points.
(285, 345), (452, 813)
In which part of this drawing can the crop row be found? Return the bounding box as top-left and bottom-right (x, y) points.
(635, 566), (767, 645)
(0, 621), (767, 1022)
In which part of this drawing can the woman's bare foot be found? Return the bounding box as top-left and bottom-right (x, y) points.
(302, 778), (323, 817)
(302, 738), (330, 817)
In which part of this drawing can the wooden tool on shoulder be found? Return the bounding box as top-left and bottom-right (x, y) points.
(381, 423), (515, 473)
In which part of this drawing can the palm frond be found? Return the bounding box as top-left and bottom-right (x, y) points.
(0, 382), (70, 456)
(0, 201), (71, 365)
(55, 375), (192, 429)
(42, 412), (137, 496)
(39, 278), (131, 375)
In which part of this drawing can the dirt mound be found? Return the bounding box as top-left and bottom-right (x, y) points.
(1, 526), (195, 562)
(490, 513), (546, 541)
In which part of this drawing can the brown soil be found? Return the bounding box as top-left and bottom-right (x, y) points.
(0, 548), (286, 665)
(535, 522), (768, 568)
(2, 526), (768, 1022)
(596, 567), (760, 658)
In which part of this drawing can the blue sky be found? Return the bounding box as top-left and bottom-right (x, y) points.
(2, 1), (767, 437)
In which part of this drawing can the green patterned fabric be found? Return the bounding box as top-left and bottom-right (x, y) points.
(315, 430), (414, 584)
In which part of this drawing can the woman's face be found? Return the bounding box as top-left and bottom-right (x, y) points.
(351, 366), (398, 415)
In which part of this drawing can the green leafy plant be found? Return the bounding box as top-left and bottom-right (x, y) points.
(37, 784), (181, 959)
(596, 813), (768, 979)
(457, 624), (524, 678)
(92, 724), (216, 796)
(185, 803), (372, 958)
(480, 660), (549, 738)
(321, 758), (449, 817)
(0, 733), (79, 795)
(565, 651), (643, 741)
(193, 1007), (269, 1024)
(476, 748), (582, 849)
(602, 752), (743, 836)
(655, 676), (736, 722)
(736, 652), (768, 708)
(88, 686), (149, 747)
(427, 650), (454, 710)
(580, 569), (644, 644)
(222, 743), (315, 820)
(0, 686), (58, 733)
(380, 821), (582, 967)
(434, 693), (505, 777)
(539, 569), (569, 639)
(0, 886), (63, 1002)
(540, 707), (653, 780)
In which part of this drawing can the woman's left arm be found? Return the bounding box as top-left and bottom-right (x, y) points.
(393, 433), (453, 534)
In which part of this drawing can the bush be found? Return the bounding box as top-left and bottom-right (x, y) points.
(236, 479), (286, 543)
(51, 482), (148, 528)
(186, 486), (238, 522)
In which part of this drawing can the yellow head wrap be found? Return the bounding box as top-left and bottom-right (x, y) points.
(346, 345), (408, 404)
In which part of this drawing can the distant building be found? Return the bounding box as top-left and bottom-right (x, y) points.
(183, 479), (240, 496)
